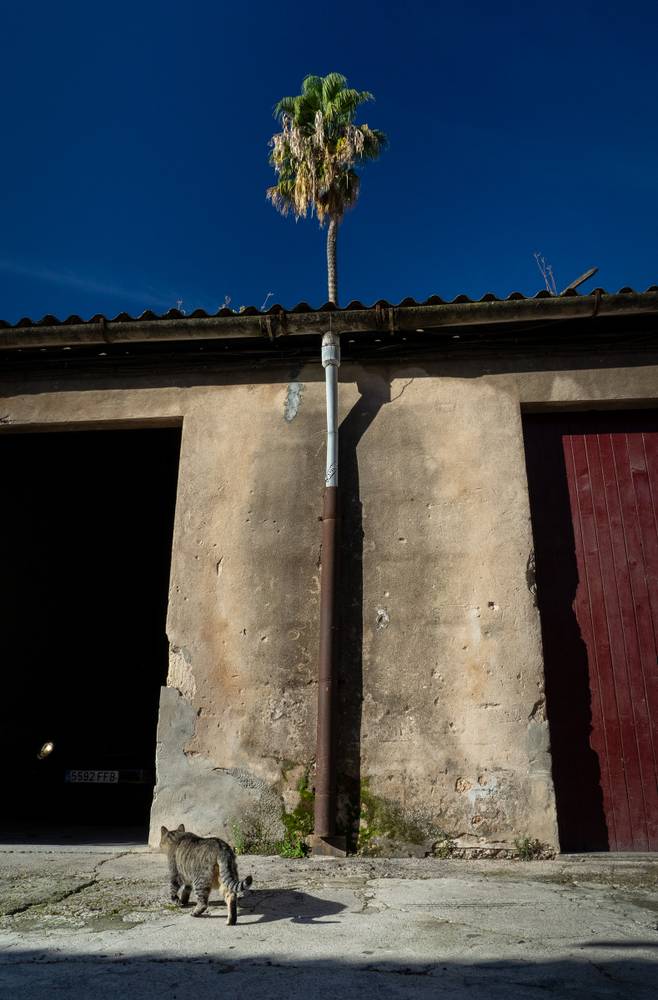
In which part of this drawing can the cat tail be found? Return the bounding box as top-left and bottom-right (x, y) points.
(217, 848), (253, 895)
(237, 874), (253, 892)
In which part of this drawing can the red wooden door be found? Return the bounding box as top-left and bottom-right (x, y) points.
(524, 412), (658, 852)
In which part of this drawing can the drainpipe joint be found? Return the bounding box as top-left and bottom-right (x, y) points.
(321, 331), (341, 368)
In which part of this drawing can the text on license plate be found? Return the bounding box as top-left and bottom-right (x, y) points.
(65, 770), (119, 783)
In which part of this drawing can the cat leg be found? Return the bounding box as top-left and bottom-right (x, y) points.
(169, 875), (182, 903)
(179, 884), (191, 907)
(225, 889), (237, 926)
(191, 879), (211, 917)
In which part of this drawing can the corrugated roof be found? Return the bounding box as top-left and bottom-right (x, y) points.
(2, 286), (657, 330)
(1, 286), (658, 367)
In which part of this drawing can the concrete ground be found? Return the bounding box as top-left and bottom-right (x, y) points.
(1, 841), (657, 999)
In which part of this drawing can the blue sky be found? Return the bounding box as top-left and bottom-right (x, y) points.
(1, 1), (657, 321)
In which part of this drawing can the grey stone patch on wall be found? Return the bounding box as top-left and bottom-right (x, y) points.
(284, 382), (304, 422)
(167, 645), (196, 700)
(527, 717), (553, 775)
(148, 687), (285, 847)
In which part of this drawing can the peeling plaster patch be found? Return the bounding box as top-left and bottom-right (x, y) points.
(284, 382), (304, 422)
(167, 644), (196, 700)
(0, 415), (12, 424)
(529, 696), (546, 722)
(467, 775), (498, 808)
(526, 550), (538, 606)
(375, 608), (390, 629)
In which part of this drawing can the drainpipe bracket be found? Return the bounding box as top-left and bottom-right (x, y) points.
(308, 834), (347, 857)
(260, 315), (275, 341)
(98, 316), (111, 344)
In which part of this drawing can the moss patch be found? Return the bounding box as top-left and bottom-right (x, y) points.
(356, 778), (435, 854)
(514, 836), (545, 861)
(232, 774), (315, 858)
(432, 834), (456, 859)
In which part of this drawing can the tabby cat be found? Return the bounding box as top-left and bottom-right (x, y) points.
(160, 824), (253, 925)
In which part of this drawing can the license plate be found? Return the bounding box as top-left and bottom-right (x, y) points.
(65, 769), (119, 784)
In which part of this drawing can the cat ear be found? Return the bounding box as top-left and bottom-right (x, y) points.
(177, 823), (185, 832)
(161, 826), (168, 835)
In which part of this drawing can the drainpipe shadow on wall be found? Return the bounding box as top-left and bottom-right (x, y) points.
(336, 370), (391, 851)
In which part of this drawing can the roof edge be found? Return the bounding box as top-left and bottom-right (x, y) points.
(1, 290), (657, 352)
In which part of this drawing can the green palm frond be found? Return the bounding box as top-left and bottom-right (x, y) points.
(327, 88), (369, 118)
(321, 72), (348, 104)
(301, 74), (324, 97)
(268, 72), (387, 224)
(273, 95), (298, 119)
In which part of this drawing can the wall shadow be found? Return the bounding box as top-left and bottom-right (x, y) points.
(523, 414), (609, 851)
(335, 372), (391, 849)
(4, 951), (657, 998)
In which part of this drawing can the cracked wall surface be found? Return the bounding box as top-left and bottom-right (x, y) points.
(3, 355), (658, 851)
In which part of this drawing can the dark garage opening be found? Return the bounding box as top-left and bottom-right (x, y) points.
(0, 426), (181, 842)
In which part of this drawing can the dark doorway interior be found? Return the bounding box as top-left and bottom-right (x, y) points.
(0, 426), (180, 840)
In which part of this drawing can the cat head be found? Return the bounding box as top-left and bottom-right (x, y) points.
(159, 823), (185, 850)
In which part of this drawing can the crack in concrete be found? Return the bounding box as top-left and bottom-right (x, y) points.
(390, 378), (415, 403)
(2, 852), (131, 919)
(4, 879), (98, 917)
(94, 851), (130, 871)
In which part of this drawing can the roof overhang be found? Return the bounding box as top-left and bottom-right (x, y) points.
(1, 290), (658, 352)
(1, 290), (658, 378)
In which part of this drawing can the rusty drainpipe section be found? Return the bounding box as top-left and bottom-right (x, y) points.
(310, 330), (346, 856)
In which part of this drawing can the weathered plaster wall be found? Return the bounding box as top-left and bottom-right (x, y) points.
(2, 356), (658, 852)
(345, 372), (548, 850)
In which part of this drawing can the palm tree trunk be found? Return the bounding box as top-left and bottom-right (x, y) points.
(327, 217), (338, 305)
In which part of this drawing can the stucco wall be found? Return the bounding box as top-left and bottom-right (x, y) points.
(3, 355), (658, 852)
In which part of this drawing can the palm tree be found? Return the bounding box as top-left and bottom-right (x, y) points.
(267, 73), (387, 305)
